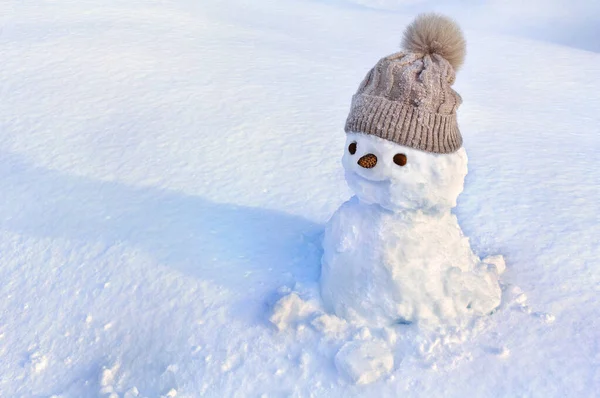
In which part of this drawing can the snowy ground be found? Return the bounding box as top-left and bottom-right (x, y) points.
(1, 0), (599, 396)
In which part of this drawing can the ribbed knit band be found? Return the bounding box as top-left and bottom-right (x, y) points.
(345, 94), (463, 154)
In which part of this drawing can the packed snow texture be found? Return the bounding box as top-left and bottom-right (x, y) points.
(320, 200), (503, 327)
(321, 132), (502, 328)
(1, 0), (599, 396)
(343, 132), (469, 213)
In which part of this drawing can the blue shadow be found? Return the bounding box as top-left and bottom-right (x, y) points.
(0, 152), (323, 306)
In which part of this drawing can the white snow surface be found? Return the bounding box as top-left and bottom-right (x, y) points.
(1, 0), (600, 396)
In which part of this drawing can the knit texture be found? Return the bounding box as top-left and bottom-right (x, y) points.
(345, 14), (466, 154)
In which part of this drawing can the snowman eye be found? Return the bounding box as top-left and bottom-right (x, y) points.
(348, 142), (357, 155)
(393, 153), (407, 166)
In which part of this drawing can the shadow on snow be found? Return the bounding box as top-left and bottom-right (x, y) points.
(0, 151), (323, 300)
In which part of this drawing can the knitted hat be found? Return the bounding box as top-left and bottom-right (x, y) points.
(345, 13), (466, 154)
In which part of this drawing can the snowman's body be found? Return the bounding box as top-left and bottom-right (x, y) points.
(320, 132), (502, 328)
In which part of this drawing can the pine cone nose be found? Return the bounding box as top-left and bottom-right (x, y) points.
(358, 153), (377, 169)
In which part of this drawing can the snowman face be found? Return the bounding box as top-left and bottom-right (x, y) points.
(342, 132), (468, 212)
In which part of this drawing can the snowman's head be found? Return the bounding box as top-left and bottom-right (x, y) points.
(343, 132), (468, 213)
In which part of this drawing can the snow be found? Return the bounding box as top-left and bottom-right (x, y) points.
(269, 291), (320, 331)
(335, 340), (394, 385)
(342, 133), (469, 212)
(318, 128), (504, 354)
(319, 196), (502, 327)
(1, 0), (599, 396)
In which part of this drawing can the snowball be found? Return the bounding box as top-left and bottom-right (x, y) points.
(269, 293), (319, 331)
(310, 314), (349, 339)
(342, 132), (468, 213)
(334, 340), (394, 385)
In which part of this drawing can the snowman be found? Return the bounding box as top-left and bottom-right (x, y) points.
(320, 14), (503, 329)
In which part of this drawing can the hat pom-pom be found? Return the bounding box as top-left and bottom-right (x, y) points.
(402, 13), (466, 71)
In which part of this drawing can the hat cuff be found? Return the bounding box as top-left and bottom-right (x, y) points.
(344, 94), (463, 154)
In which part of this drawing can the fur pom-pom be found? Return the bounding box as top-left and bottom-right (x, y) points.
(402, 13), (466, 71)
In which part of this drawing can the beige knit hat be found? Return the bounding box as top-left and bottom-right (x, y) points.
(345, 13), (467, 154)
